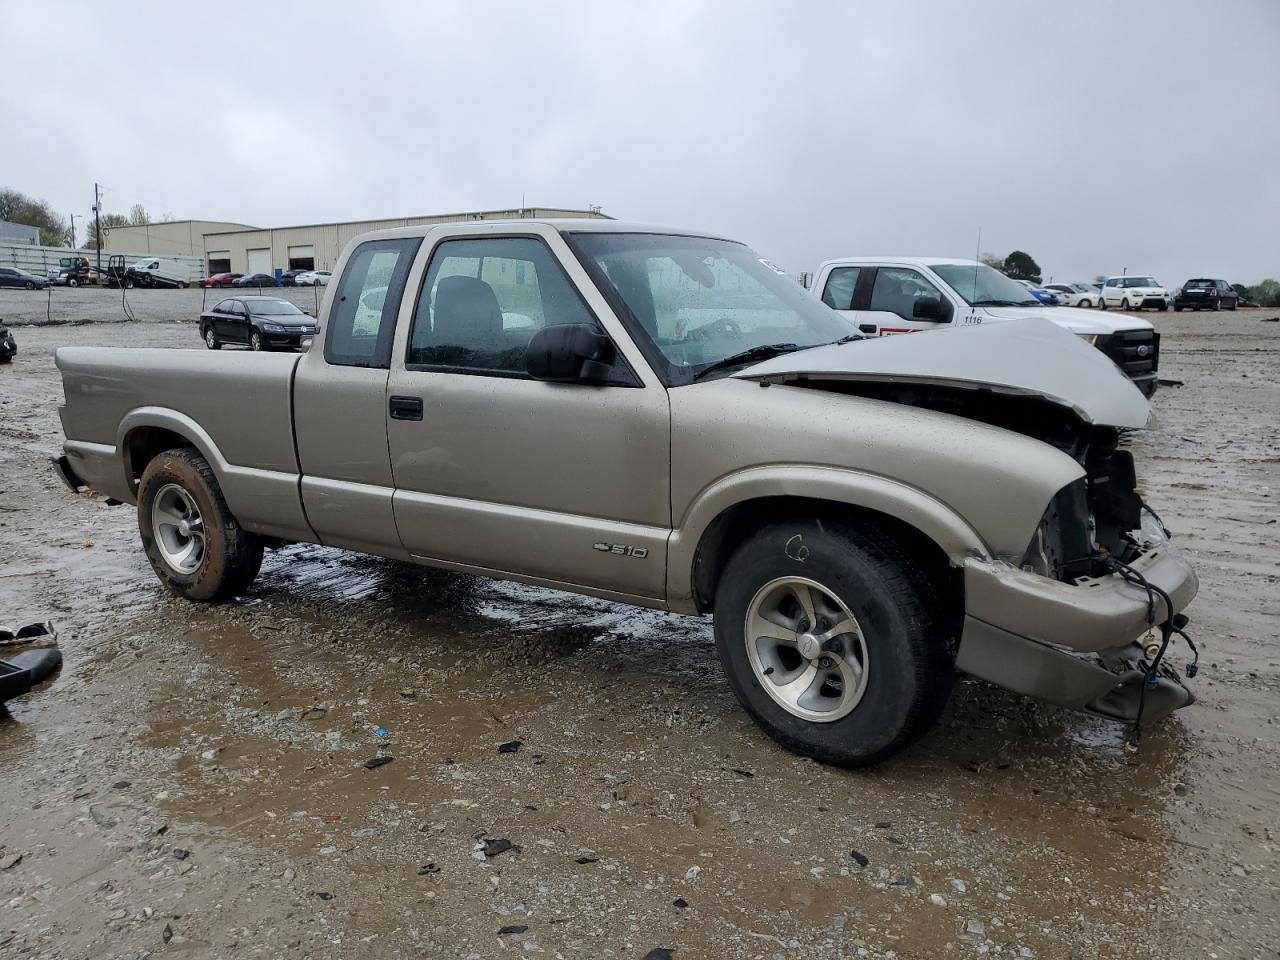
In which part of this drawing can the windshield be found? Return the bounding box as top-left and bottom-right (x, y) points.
(570, 233), (855, 384)
(929, 263), (1040, 307)
(248, 300), (303, 316)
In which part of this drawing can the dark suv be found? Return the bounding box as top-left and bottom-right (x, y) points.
(1174, 278), (1238, 312)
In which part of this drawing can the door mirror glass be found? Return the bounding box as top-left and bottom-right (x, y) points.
(912, 296), (944, 320)
(526, 324), (615, 383)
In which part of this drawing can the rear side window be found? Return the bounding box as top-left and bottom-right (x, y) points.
(325, 238), (421, 368)
(407, 236), (596, 375)
(820, 267), (860, 310)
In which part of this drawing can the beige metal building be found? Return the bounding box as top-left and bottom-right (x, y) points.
(98, 220), (256, 257)
(102, 207), (609, 278)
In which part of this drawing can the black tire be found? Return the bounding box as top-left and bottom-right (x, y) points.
(24, 280), (34, 290)
(124, 279), (134, 289)
(0, 355), (11, 364)
(1079, 299), (1091, 308)
(1228, 301), (1237, 311)
(203, 326), (220, 350)
(1099, 298), (1108, 310)
(713, 518), (956, 768)
(137, 448), (262, 602)
(249, 329), (264, 351)
(68, 277), (79, 288)
(1158, 303), (1168, 311)
(1174, 305), (1182, 312)
(1122, 298), (1132, 311)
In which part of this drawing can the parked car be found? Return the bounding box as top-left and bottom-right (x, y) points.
(0, 267), (49, 290)
(811, 257), (1161, 395)
(1100, 276), (1170, 311)
(1044, 283), (1098, 308)
(1173, 278), (1238, 312)
(53, 218), (1199, 768)
(280, 270), (308, 287)
(198, 296), (318, 351)
(232, 273), (280, 288)
(1015, 279), (1059, 305)
(293, 271), (331, 286)
(0, 319), (15, 363)
(200, 273), (243, 288)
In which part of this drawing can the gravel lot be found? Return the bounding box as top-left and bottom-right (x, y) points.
(0, 297), (1277, 959)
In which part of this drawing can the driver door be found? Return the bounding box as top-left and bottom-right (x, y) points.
(852, 266), (953, 336)
(385, 228), (671, 602)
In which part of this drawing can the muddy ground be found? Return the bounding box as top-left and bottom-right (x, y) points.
(0, 299), (1277, 960)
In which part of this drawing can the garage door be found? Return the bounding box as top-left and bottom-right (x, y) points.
(246, 248), (272, 276)
(287, 244), (315, 271)
(207, 251), (231, 275)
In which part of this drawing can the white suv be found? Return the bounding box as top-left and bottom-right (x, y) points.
(1100, 276), (1169, 311)
(811, 257), (1160, 396)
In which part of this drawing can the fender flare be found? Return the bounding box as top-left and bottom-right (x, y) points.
(666, 465), (990, 614)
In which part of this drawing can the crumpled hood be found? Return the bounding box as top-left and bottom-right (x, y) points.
(734, 317), (1151, 428)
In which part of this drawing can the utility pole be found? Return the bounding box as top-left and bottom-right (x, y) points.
(69, 213), (77, 250)
(93, 183), (102, 272)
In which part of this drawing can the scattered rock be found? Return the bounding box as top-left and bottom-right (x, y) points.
(497, 925), (528, 935)
(966, 919), (986, 937)
(173, 848), (189, 860)
(162, 924), (173, 944)
(575, 856), (598, 864)
(301, 706), (327, 720)
(850, 850), (869, 868)
(313, 891), (334, 900)
(498, 740), (522, 754)
(398, 689), (416, 698)
(684, 865), (701, 881)
(282, 868), (296, 882)
(418, 863), (440, 875)
(363, 756), (393, 770)
(112, 780), (131, 790)
(930, 893), (948, 907)
(874, 821), (892, 829)
(730, 768), (754, 778)
(950, 878), (967, 894)
(0, 854), (22, 871)
(481, 838), (514, 858)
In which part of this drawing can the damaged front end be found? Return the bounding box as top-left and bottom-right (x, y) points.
(735, 320), (1200, 732)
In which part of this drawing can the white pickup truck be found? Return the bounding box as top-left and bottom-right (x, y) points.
(812, 257), (1160, 396)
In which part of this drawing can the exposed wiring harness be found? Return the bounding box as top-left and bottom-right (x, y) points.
(1098, 553), (1199, 745)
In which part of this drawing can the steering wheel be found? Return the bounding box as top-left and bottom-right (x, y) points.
(685, 317), (743, 341)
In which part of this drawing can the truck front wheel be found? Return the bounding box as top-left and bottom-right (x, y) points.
(713, 519), (955, 767)
(137, 448), (262, 602)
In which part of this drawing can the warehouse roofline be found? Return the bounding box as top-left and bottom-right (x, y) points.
(201, 206), (610, 236)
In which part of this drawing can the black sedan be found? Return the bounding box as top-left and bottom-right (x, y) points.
(232, 273), (280, 288)
(1174, 278), (1238, 311)
(0, 267), (49, 290)
(199, 297), (318, 351)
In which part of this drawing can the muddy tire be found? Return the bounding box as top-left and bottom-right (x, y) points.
(137, 448), (262, 602)
(713, 519), (955, 768)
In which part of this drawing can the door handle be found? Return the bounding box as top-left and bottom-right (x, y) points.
(858, 324), (877, 334)
(389, 396), (424, 421)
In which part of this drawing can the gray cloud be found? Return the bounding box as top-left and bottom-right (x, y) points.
(8, 0), (1278, 285)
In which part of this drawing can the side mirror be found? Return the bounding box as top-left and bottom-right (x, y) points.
(526, 324), (615, 383)
(912, 296), (945, 321)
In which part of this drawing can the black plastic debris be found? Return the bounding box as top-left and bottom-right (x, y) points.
(498, 740), (522, 754)
(729, 767), (755, 778)
(363, 756), (393, 770)
(312, 891), (334, 900)
(850, 849), (869, 868)
(481, 838), (513, 858)
(574, 856), (598, 865)
(0, 649), (62, 707)
(672, 898), (689, 909)
(0, 622), (55, 646)
(497, 925), (528, 935)
(172, 848), (189, 861)
(162, 924), (173, 944)
(417, 862), (440, 876)
(643, 950), (675, 960)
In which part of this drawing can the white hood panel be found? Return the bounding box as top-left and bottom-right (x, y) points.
(981, 304), (1153, 335)
(734, 317), (1151, 428)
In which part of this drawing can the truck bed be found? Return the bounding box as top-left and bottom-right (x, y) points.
(56, 347), (310, 540)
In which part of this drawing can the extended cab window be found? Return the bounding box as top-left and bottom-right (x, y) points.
(407, 236), (596, 374)
(869, 268), (945, 321)
(325, 238), (420, 368)
(820, 267), (860, 310)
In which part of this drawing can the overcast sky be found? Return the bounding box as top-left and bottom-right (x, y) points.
(7, 0), (1278, 284)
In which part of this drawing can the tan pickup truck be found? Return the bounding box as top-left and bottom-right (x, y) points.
(53, 219), (1199, 766)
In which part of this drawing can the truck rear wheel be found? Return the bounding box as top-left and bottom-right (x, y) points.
(713, 519), (955, 767)
(137, 448), (262, 602)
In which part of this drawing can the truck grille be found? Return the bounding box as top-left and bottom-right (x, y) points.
(1102, 329), (1159, 377)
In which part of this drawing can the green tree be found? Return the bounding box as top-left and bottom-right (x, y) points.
(84, 212), (130, 250)
(0, 187), (70, 245)
(1002, 250), (1042, 283)
(1247, 279), (1280, 307)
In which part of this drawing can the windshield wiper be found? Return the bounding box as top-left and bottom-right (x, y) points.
(690, 342), (800, 381)
(971, 299), (1022, 307)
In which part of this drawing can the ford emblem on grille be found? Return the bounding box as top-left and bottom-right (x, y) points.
(1137, 345), (1150, 357)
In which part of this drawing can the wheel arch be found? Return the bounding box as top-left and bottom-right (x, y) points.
(119, 408), (231, 496)
(668, 467), (986, 615)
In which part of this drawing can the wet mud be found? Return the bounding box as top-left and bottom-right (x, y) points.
(1, 313), (1277, 958)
